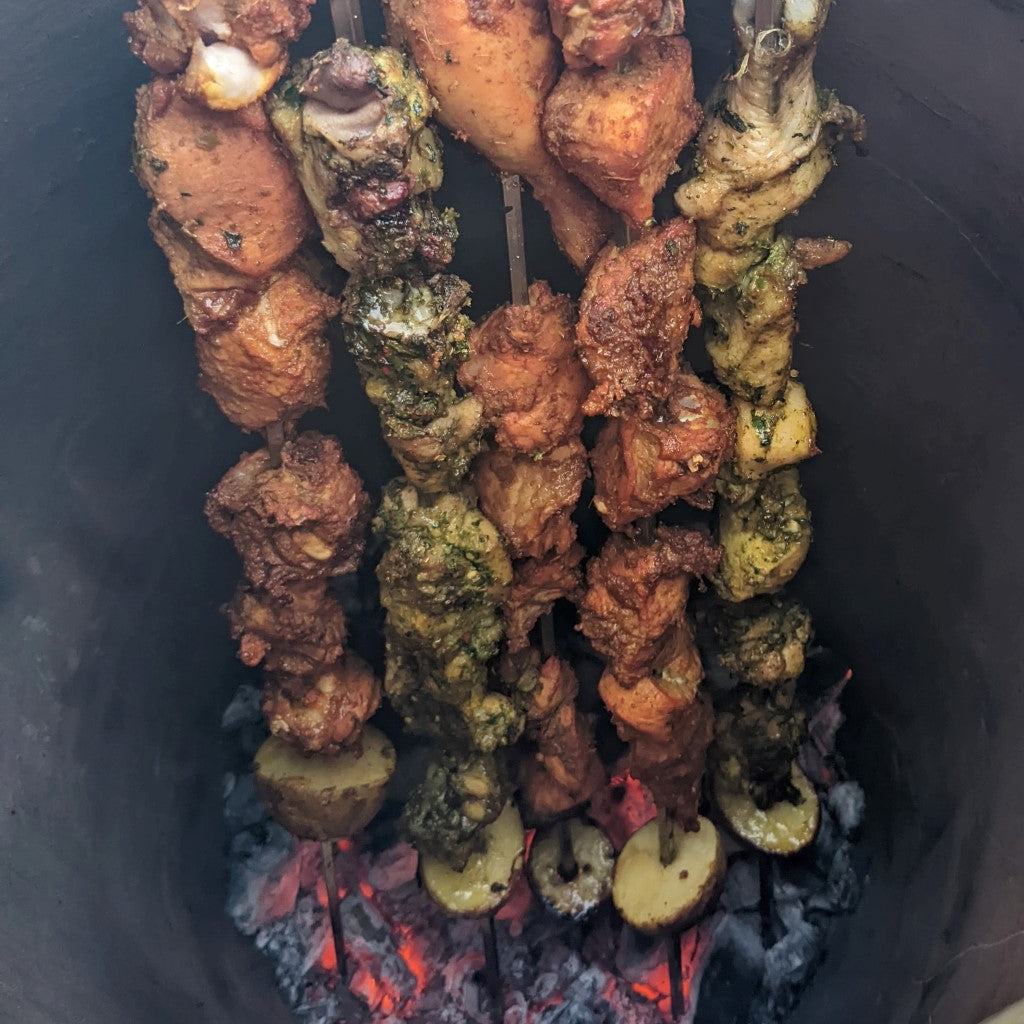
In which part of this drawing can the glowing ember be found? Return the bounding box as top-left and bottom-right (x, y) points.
(589, 772), (657, 851)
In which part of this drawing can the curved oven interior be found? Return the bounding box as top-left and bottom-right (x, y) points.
(2, 1), (1024, 1023)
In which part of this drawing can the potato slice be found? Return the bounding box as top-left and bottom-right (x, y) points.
(420, 801), (526, 917)
(613, 816), (725, 934)
(253, 726), (395, 840)
(714, 763), (820, 854)
(528, 819), (615, 920)
(733, 380), (818, 480)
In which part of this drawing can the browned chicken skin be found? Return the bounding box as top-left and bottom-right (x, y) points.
(519, 656), (605, 820)
(504, 547), (585, 653)
(548, 0), (684, 68)
(262, 652), (381, 754)
(226, 580), (347, 676)
(134, 79), (310, 279)
(125, 0), (313, 107)
(591, 373), (736, 529)
(195, 268), (337, 431)
(579, 526), (720, 685)
(576, 219), (701, 418)
(458, 282), (587, 455)
(475, 440), (588, 561)
(382, 0), (616, 270)
(205, 432), (370, 594)
(543, 36), (700, 226)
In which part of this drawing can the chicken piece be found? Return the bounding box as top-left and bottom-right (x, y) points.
(712, 679), (805, 809)
(703, 235), (849, 406)
(699, 594), (812, 688)
(268, 42), (457, 277)
(134, 80), (310, 279)
(576, 219), (701, 418)
(504, 546), (585, 653)
(195, 269), (336, 431)
(732, 379), (818, 480)
(125, 0), (313, 107)
(382, 0), (616, 271)
(715, 468), (811, 603)
(591, 373), (735, 529)
(403, 753), (510, 870)
(205, 432), (370, 593)
(543, 36), (700, 226)
(599, 642), (713, 829)
(226, 580), (347, 675)
(262, 653), (381, 754)
(548, 0), (684, 68)
(343, 274), (483, 493)
(674, 0), (866, 290)
(475, 441), (588, 561)
(458, 282), (587, 455)
(579, 526), (719, 684)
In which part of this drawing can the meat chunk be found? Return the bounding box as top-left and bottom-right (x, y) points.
(475, 441), (588, 561)
(548, 0), (684, 68)
(226, 580), (347, 675)
(591, 373), (735, 529)
(504, 547), (585, 653)
(134, 79), (310, 279)
(674, 0), (866, 290)
(382, 0), (615, 271)
(125, 0), (313, 107)
(576, 219), (701, 418)
(205, 432), (370, 593)
(195, 268), (337, 431)
(262, 653), (381, 754)
(578, 526), (720, 684)
(458, 282), (587, 455)
(543, 36), (701, 226)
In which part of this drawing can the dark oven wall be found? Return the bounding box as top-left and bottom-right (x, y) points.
(1, 2), (1023, 1024)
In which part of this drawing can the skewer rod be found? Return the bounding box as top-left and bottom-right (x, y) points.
(501, 174), (529, 307)
(266, 421), (285, 469)
(331, 0), (366, 45)
(657, 808), (676, 866)
(557, 817), (579, 881)
(666, 929), (684, 1020)
(320, 841), (349, 982)
(483, 915), (503, 1024)
(755, 0), (779, 34)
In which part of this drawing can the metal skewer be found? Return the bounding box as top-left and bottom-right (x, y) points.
(755, 0), (779, 35)
(501, 173), (529, 307)
(265, 421), (285, 469)
(482, 914), (504, 1024)
(320, 841), (349, 982)
(331, 0), (366, 45)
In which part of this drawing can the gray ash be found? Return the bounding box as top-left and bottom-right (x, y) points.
(222, 670), (865, 1024)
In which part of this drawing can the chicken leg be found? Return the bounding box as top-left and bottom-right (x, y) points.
(382, 0), (615, 271)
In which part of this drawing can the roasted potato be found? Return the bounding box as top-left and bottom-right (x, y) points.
(612, 816), (725, 933)
(527, 819), (614, 920)
(714, 763), (819, 854)
(253, 726), (395, 840)
(419, 801), (526, 917)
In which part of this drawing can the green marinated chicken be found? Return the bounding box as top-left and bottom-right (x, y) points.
(700, 595), (812, 688)
(402, 753), (511, 870)
(268, 40), (456, 277)
(715, 468), (812, 602)
(712, 680), (806, 809)
(343, 275), (482, 493)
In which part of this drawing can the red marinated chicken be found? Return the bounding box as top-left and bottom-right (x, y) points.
(504, 548), (585, 653)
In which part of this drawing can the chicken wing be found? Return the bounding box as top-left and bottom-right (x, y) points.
(262, 652), (381, 754)
(267, 41), (458, 277)
(226, 580), (347, 676)
(578, 526), (720, 684)
(195, 268), (336, 431)
(576, 219), (701, 418)
(674, 0), (866, 290)
(125, 0), (313, 108)
(458, 282), (587, 455)
(205, 431), (370, 593)
(475, 440), (588, 561)
(548, 0), (684, 68)
(543, 36), (700, 226)
(134, 79), (311, 280)
(591, 373), (735, 529)
(382, 0), (615, 271)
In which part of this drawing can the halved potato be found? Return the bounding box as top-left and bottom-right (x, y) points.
(613, 816), (725, 934)
(253, 726), (395, 840)
(420, 801), (526, 917)
(714, 763), (820, 854)
(528, 819), (615, 920)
